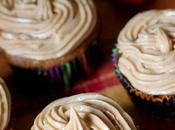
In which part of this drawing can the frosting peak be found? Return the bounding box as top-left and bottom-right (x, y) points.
(117, 9), (175, 95)
(65, 107), (89, 130)
(0, 0), (97, 60)
(31, 93), (136, 130)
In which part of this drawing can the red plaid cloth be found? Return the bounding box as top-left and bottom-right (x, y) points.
(66, 62), (119, 94)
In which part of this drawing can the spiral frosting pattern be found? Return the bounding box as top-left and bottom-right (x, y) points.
(0, 0), (97, 60)
(117, 9), (175, 95)
(31, 93), (136, 130)
(0, 78), (11, 130)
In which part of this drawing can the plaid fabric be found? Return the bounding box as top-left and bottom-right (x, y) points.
(65, 62), (119, 94)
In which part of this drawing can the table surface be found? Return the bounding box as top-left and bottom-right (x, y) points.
(1, 0), (175, 130)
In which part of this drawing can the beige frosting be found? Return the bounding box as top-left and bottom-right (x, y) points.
(31, 93), (136, 130)
(117, 9), (175, 95)
(0, 78), (11, 130)
(0, 0), (97, 60)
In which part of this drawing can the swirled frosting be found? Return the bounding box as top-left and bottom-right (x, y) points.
(0, 78), (11, 130)
(31, 93), (136, 130)
(117, 9), (175, 95)
(0, 0), (97, 60)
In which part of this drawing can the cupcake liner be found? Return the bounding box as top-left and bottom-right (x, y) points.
(112, 48), (175, 116)
(11, 40), (99, 93)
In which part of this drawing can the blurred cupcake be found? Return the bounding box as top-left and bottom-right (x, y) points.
(0, 78), (11, 130)
(31, 93), (136, 130)
(113, 9), (175, 115)
(0, 0), (98, 89)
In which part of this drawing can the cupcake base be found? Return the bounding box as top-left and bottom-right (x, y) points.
(118, 73), (175, 117)
(9, 39), (100, 94)
(112, 48), (175, 117)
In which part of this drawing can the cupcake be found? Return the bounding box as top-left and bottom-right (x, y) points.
(0, 78), (11, 130)
(0, 0), (98, 89)
(113, 9), (175, 115)
(31, 93), (136, 130)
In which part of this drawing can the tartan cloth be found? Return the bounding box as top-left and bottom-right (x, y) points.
(65, 62), (119, 94)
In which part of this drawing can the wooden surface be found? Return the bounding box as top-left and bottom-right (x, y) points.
(1, 0), (175, 130)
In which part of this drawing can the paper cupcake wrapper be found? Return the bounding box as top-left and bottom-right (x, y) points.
(11, 40), (99, 91)
(11, 56), (84, 89)
(112, 48), (175, 115)
(34, 57), (84, 88)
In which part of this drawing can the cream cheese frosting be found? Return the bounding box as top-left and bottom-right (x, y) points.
(31, 93), (136, 130)
(0, 78), (11, 130)
(0, 0), (97, 60)
(117, 9), (175, 95)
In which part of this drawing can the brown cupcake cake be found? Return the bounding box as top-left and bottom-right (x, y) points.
(0, 0), (98, 89)
(0, 78), (11, 130)
(31, 93), (136, 130)
(113, 9), (175, 115)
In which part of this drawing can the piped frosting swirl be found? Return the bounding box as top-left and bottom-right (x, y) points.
(0, 0), (97, 60)
(117, 9), (175, 95)
(31, 93), (136, 130)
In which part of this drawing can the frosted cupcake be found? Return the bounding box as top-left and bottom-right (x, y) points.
(31, 93), (136, 130)
(0, 78), (11, 130)
(113, 9), (175, 115)
(0, 0), (98, 88)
